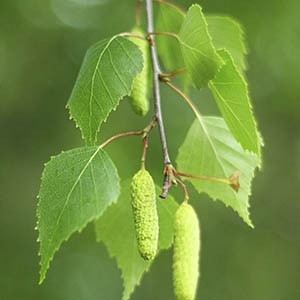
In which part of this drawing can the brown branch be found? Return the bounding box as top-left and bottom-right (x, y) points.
(146, 0), (173, 198)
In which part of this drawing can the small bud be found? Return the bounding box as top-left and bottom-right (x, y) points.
(173, 203), (200, 300)
(131, 169), (158, 260)
(129, 27), (150, 116)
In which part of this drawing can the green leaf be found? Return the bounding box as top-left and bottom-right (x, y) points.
(155, 0), (185, 70)
(178, 4), (223, 89)
(37, 147), (120, 283)
(95, 180), (178, 300)
(209, 49), (261, 157)
(206, 15), (248, 72)
(155, 0), (190, 90)
(176, 116), (260, 226)
(67, 36), (143, 145)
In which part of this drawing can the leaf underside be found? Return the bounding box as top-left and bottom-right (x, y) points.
(178, 4), (223, 89)
(177, 116), (260, 227)
(209, 49), (262, 158)
(95, 180), (178, 300)
(155, 0), (191, 90)
(37, 147), (120, 283)
(67, 36), (143, 145)
(206, 15), (248, 72)
(155, 1), (185, 70)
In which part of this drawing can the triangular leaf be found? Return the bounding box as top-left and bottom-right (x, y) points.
(95, 180), (178, 300)
(176, 116), (260, 226)
(209, 49), (261, 158)
(178, 4), (223, 89)
(67, 36), (143, 145)
(37, 147), (120, 283)
(206, 15), (248, 72)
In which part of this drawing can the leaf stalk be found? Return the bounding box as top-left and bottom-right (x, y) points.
(99, 117), (156, 149)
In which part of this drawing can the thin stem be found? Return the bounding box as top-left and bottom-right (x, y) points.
(100, 131), (144, 149)
(147, 31), (179, 40)
(160, 164), (175, 198)
(141, 136), (149, 169)
(118, 32), (146, 41)
(145, 0), (172, 197)
(159, 68), (187, 79)
(153, 0), (185, 15)
(175, 170), (230, 185)
(164, 81), (201, 119)
(100, 117), (156, 149)
(135, 0), (143, 26)
(175, 177), (189, 203)
(175, 170), (241, 192)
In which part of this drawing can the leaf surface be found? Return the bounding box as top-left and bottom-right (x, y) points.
(178, 4), (223, 89)
(177, 116), (260, 226)
(37, 147), (120, 283)
(209, 49), (261, 157)
(95, 180), (178, 300)
(67, 36), (143, 145)
(206, 15), (247, 72)
(155, 0), (185, 70)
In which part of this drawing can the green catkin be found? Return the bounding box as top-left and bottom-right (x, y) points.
(173, 203), (200, 300)
(129, 27), (149, 116)
(130, 169), (158, 260)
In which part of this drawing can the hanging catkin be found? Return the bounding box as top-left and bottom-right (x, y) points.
(173, 203), (200, 300)
(131, 169), (158, 260)
(128, 26), (150, 116)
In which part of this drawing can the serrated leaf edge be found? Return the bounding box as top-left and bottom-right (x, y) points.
(177, 116), (259, 227)
(36, 147), (120, 284)
(178, 4), (225, 88)
(66, 35), (144, 145)
(208, 48), (263, 162)
(206, 14), (248, 70)
(95, 187), (176, 300)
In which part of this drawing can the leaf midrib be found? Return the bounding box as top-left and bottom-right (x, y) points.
(46, 146), (105, 259)
(209, 81), (258, 154)
(89, 36), (118, 143)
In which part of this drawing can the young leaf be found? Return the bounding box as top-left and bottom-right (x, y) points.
(67, 36), (143, 145)
(154, 0), (191, 90)
(37, 147), (120, 283)
(95, 180), (178, 300)
(178, 4), (223, 89)
(209, 49), (261, 158)
(176, 117), (260, 226)
(206, 15), (248, 72)
(155, 0), (185, 70)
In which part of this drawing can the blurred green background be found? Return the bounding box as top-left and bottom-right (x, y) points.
(1, 0), (300, 299)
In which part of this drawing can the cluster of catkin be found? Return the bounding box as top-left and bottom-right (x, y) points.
(131, 168), (200, 300)
(129, 28), (200, 300)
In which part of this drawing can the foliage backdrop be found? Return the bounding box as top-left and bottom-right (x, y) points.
(0, 0), (300, 299)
